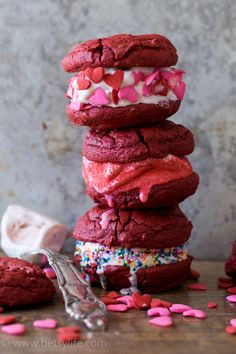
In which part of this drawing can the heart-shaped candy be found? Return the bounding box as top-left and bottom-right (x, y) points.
(144, 68), (160, 86)
(151, 78), (168, 96)
(149, 316), (173, 327)
(85, 67), (104, 83)
(142, 84), (151, 97)
(118, 85), (138, 103)
(132, 71), (146, 84)
(132, 292), (151, 309)
(88, 88), (109, 106)
(104, 70), (124, 91)
(77, 71), (91, 90)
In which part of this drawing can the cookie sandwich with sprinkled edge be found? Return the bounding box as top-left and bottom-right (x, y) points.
(62, 34), (186, 130)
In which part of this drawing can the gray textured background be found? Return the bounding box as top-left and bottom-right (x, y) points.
(0, 0), (236, 259)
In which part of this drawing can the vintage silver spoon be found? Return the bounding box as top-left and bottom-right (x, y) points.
(21, 249), (107, 331)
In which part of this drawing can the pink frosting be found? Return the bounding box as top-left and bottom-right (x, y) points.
(82, 155), (192, 203)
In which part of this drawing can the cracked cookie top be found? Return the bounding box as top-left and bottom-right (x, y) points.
(61, 34), (178, 72)
(83, 121), (194, 163)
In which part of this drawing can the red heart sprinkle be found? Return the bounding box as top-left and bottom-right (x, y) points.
(106, 291), (120, 299)
(57, 326), (80, 333)
(57, 332), (81, 343)
(104, 70), (124, 91)
(0, 315), (16, 325)
(218, 277), (235, 284)
(189, 268), (201, 280)
(227, 287), (236, 294)
(107, 304), (128, 312)
(132, 292), (151, 310)
(112, 89), (119, 105)
(85, 67), (104, 83)
(225, 325), (236, 335)
(151, 299), (172, 309)
(0, 307), (4, 313)
(100, 296), (120, 305)
(77, 71), (91, 90)
(218, 281), (235, 289)
(151, 78), (168, 96)
(187, 283), (207, 291)
(208, 302), (218, 309)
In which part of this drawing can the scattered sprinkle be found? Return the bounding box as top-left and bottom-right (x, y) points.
(132, 292), (151, 310)
(230, 319), (236, 327)
(149, 316), (173, 328)
(0, 315), (16, 325)
(208, 302), (218, 309)
(1, 323), (26, 335)
(88, 88), (109, 106)
(183, 309), (206, 319)
(169, 304), (192, 314)
(147, 307), (170, 317)
(225, 325), (236, 335)
(189, 269), (201, 280)
(187, 283), (207, 291)
(104, 70), (124, 91)
(227, 287), (236, 294)
(33, 318), (57, 329)
(151, 299), (172, 309)
(226, 295), (236, 303)
(107, 304), (128, 312)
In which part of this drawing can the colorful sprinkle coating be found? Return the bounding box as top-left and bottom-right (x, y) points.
(75, 241), (188, 274)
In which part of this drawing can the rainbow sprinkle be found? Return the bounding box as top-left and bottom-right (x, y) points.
(75, 241), (188, 274)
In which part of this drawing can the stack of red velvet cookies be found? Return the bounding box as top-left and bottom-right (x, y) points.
(62, 34), (199, 293)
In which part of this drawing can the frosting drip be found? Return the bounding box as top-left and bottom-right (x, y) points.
(82, 155), (192, 203)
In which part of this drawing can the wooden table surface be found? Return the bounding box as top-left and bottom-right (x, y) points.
(0, 260), (235, 354)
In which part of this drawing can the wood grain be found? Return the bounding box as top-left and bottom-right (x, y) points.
(0, 260), (235, 354)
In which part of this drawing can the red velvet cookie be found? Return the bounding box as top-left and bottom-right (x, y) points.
(225, 241), (236, 278)
(74, 257), (192, 293)
(0, 257), (56, 308)
(61, 34), (178, 72)
(66, 97), (181, 131)
(83, 121), (194, 163)
(73, 205), (192, 249)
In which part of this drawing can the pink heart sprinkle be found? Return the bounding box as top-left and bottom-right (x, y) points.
(142, 84), (152, 97)
(183, 309), (206, 319)
(43, 267), (56, 279)
(173, 81), (186, 100)
(132, 71), (146, 84)
(116, 296), (135, 309)
(1, 323), (26, 335)
(169, 304), (192, 314)
(33, 318), (58, 329)
(88, 87), (109, 106)
(144, 69), (160, 86)
(70, 101), (81, 110)
(118, 85), (138, 103)
(226, 295), (236, 303)
(149, 316), (173, 327)
(230, 318), (236, 327)
(147, 307), (170, 317)
(107, 304), (128, 312)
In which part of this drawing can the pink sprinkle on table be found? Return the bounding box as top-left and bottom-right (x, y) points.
(147, 307), (170, 317)
(1, 323), (26, 335)
(107, 304), (128, 312)
(33, 318), (58, 329)
(230, 318), (236, 327)
(183, 309), (206, 319)
(169, 304), (192, 314)
(149, 316), (173, 328)
(226, 295), (236, 303)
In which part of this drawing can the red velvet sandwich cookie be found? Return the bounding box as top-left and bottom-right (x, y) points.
(0, 257), (56, 308)
(62, 34), (185, 130)
(225, 241), (236, 278)
(82, 155), (199, 209)
(83, 121), (194, 163)
(73, 205), (192, 249)
(74, 241), (192, 293)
